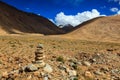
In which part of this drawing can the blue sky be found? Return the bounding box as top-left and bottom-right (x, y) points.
(1, 0), (120, 26)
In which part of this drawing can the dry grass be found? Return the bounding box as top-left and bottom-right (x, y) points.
(0, 35), (119, 56)
(63, 16), (120, 43)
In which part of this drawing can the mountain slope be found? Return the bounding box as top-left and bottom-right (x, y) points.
(65, 16), (120, 42)
(0, 1), (65, 35)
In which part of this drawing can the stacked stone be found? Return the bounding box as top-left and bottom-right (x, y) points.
(34, 44), (45, 68)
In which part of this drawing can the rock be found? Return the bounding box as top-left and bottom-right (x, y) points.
(94, 70), (103, 75)
(0, 73), (2, 79)
(77, 61), (82, 65)
(35, 53), (44, 57)
(69, 62), (77, 70)
(9, 70), (19, 75)
(43, 74), (51, 80)
(40, 72), (45, 77)
(111, 69), (119, 74)
(35, 57), (44, 60)
(2, 71), (8, 78)
(84, 71), (93, 78)
(89, 58), (96, 63)
(111, 75), (120, 80)
(82, 61), (91, 66)
(25, 64), (38, 72)
(101, 67), (109, 72)
(68, 70), (77, 77)
(35, 61), (46, 68)
(6, 77), (14, 80)
(47, 74), (52, 79)
(7, 74), (14, 80)
(66, 68), (70, 73)
(69, 62), (75, 67)
(7, 70), (19, 78)
(34, 71), (40, 77)
(44, 76), (48, 80)
(13, 73), (19, 78)
(106, 48), (114, 51)
(37, 44), (43, 48)
(58, 64), (66, 71)
(44, 64), (53, 73)
(117, 53), (120, 56)
(19, 67), (25, 73)
(27, 75), (32, 79)
(69, 76), (78, 80)
(0, 64), (2, 69)
(61, 70), (66, 76)
(35, 50), (44, 54)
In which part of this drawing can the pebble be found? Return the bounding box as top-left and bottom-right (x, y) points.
(101, 67), (109, 72)
(44, 76), (48, 80)
(94, 70), (103, 75)
(58, 64), (66, 71)
(9, 70), (19, 75)
(111, 69), (119, 74)
(69, 76), (78, 80)
(68, 70), (77, 77)
(33, 71), (40, 77)
(77, 61), (82, 65)
(40, 72), (45, 77)
(2, 71), (8, 78)
(44, 64), (53, 73)
(82, 61), (91, 66)
(27, 75), (32, 79)
(48, 74), (52, 79)
(0, 73), (2, 79)
(84, 71), (93, 78)
(89, 58), (96, 63)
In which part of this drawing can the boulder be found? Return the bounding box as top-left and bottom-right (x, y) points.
(25, 64), (38, 72)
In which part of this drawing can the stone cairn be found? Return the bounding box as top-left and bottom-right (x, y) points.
(34, 44), (46, 68)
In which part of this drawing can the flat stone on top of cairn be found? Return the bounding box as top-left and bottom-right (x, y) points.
(34, 43), (46, 68)
(37, 44), (43, 48)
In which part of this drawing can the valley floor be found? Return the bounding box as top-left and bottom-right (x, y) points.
(0, 35), (120, 80)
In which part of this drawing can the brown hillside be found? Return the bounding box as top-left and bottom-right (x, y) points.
(0, 1), (65, 35)
(65, 16), (120, 42)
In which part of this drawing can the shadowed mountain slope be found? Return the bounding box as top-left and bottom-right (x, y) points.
(0, 1), (65, 35)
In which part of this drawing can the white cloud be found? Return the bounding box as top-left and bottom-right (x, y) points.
(117, 10), (120, 14)
(110, 7), (119, 12)
(55, 9), (105, 26)
(109, 7), (120, 15)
